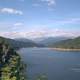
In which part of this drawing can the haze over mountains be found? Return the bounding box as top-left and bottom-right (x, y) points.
(0, 35), (80, 49)
(11, 36), (80, 49)
(15, 38), (35, 43)
(49, 37), (80, 49)
(32, 37), (70, 46)
(0, 36), (38, 49)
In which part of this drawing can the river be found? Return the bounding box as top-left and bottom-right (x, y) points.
(18, 48), (80, 80)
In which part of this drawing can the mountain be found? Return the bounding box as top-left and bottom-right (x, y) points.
(49, 37), (80, 49)
(0, 36), (38, 49)
(0, 43), (25, 80)
(15, 38), (34, 43)
(33, 37), (69, 46)
(15, 38), (45, 47)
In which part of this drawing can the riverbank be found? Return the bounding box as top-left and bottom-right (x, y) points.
(50, 48), (80, 51)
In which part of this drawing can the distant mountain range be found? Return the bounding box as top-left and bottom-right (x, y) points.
(0, 37), (38, 49)
(0, 36), (79, 49)
(49, 37), (80, 49)
(15, 38), (34, 43)
(14, 38), (45, 47)
(32, 37), (70, 46)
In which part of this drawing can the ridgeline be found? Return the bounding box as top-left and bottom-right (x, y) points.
(49, 37), (80, 51)
(0, 36), (38, 49)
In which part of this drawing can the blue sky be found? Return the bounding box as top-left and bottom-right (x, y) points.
(0, 0), (80, 38)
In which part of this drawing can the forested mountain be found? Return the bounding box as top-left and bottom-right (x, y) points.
(1, 36), (80, 49)
(32, 37), (69, 46)
(0, 40), (25, 80)
(49, 37), (80, 49)
(0, 36), (38, 49)
(15, 38), (45, 47)
(15, 38), (34, 43)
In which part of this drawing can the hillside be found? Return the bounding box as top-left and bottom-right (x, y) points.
(0, 36), (38, 49)
(15, 38), (35, 43)
(15, 38), (45, 47)
(49, 37), (80, 49)
(39, 37), (69, 46)
(0, 42), (26, 80)
(32, 37), (69, 46)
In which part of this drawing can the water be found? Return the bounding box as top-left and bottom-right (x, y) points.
(18, 48), (80, 80)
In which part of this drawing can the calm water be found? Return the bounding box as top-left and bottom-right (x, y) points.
(18, 48), (80, 80)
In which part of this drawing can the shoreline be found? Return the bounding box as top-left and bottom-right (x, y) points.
(17, 47), (80, 52)
(50, 48), (80, 51)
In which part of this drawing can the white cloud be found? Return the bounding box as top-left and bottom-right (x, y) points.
(33, 0), (56, 9)
(41, 0), (56, 6)
(0, 8), (23, 15)
(52, 18), (80, 25)
(14, 23), (24, 26)
(0, 29), (80, 39)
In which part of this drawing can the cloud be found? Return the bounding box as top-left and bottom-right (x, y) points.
(14, 23), (24, 26)
(13, 22), (24, 30)
(41, 0), (56, 6)
(52, 18), (80, 25)
(0, 8), (23, 15)
(0, 29), (80, 39)
(33, 0), (56, 9)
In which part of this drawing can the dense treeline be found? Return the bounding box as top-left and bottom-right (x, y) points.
(0, 37), (38, 49)
(49, 37), (80, 49)
(0, 42), (25, 80)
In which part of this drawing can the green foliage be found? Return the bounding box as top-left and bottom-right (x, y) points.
(0, 43), (25, 80)
(0, 36), (38, 49)
(49, 37), (80, 49)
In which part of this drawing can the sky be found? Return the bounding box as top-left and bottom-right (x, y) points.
(0, 0), (80, 39)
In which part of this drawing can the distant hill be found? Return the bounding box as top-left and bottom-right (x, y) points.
(33, 37), (69, 46)
(15, 38), (45, 47)
(49, 37), (80, 49)
(0, 36), (38, 49)
(15, 38), (34, 43)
